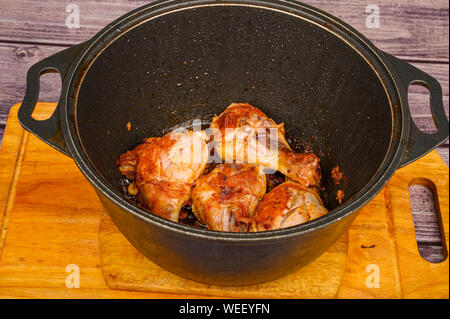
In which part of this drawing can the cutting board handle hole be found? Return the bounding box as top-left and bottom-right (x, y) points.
(409, 178), (447, 263)
(31, 70), (61, 121)
(408, 83), (438, 135)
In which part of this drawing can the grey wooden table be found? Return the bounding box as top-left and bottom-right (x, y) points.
(0, 0), (448, 263)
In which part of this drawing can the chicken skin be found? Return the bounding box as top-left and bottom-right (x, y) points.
(191, 164), (267, 232)
(117, 130), (209, 222)
(210, 103), (321, 188)
(252, 181), (328, 231)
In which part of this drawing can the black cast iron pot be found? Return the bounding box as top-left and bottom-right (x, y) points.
(18, 0), (449, 286)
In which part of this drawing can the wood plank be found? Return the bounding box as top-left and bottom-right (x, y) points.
(0, 103), (25, 254)
(0, 0), (448, 62)
(337, 188), (401, 298)
(100, 211), (348, 298)
(410, 184), (446, 262)
(389, 153), (449, 298)
(0, 0), (152, 45)
(0, 287), (218, 299)
(338, 151), (449, 298)
(307, 0), (449, 62)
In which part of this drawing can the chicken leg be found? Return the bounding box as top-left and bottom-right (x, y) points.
(210, 103), (321, 188)
(252, 181), (329, 231)
(117, 130), (209, 222)
(191, 164), (267, 232)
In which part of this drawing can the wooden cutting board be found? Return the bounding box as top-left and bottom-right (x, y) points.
(0, 103), (448, 299)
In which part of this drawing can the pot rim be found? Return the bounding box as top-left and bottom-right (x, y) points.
(60, 0), (410, 241)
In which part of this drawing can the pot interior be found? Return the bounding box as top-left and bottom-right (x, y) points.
(75, 4), (393, 211)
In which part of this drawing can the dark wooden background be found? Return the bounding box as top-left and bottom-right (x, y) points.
(0, 0), (448, 262)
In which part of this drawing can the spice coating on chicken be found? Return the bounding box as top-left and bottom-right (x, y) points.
(252, 181), (328, 231)
(191, 164), (267, 232)
(117, 130), (209, 222)
(210, 103), (321, 188)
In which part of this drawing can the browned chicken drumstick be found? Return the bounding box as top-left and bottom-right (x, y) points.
(117, 130), (209, 222)
(210, 103), (321, 188)
(252, 181), (329, 232)
(191, 164), (267, 232)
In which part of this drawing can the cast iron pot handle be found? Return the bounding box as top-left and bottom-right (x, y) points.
(383, 52), (449, 168)
(18, 43), (85, 157)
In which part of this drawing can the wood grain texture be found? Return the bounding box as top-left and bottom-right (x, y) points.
(337, 191), (402, 298)
(338, 151), (449, 298)
(0, 104), (25, 253)
(100, 212), (348, 299)
(0, 104), (447, 299)
(410, 184), (446, 262)
(0, 0), (448, 61)
(99, 150), (448, 299)
(388, 157), (449, 298)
